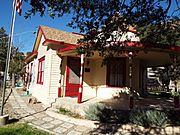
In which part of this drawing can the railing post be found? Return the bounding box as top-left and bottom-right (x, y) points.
(77, 54), (85, 103)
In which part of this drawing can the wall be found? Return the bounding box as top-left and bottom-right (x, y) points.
(81, 58), (130, 99)
(60, 55), (141, 101)
(82, 57), (141, 100)
(48, 50), (61, 103)
(30, 35), (51, 105)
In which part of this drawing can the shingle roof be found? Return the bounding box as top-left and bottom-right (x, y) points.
(40, 26), (83, 45)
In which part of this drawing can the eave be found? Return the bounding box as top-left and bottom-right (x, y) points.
(24, 51), (38, 63)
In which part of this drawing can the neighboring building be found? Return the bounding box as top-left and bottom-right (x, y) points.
(25, 25), (180, 106)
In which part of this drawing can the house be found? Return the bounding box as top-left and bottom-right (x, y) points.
(25, 25), (180, 108)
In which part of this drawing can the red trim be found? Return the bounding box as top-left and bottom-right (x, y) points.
(59, 45), (81, 53)
(32, 27), (42, 52)
(43, 39), (80, 47)
(65, 57), (81, 97)
(125, 41), (180, 52)
(37, 56), (45, 85)
(65, 61), (69, 91)
(39, 26), (47, 40)
(106, 58), (126, 87)
(31, 26), (46, 53)
(72, 32), (87, 36)
(77, 92), (82, 104)
(58, 41), (180, 53)
(24, 51), (38, 62)
(42, 39), (65, 46)
(106, 85), (128, 88)
(58, 87), (61, 97)
(29, 63), (33, 82)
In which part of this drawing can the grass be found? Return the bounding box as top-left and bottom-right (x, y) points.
(59, 107), (82, 119)
(0, 123), (50, 135)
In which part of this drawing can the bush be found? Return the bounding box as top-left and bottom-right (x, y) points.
(59, 107), (81, 118)
(85, 103), (111, 122)
(129, 108), (168, 127)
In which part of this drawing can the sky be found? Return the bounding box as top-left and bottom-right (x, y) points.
(0, 0), (78, 52)
(0, 1), (179, 52)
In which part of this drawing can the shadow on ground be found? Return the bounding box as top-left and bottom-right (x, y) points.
(88, 95), (180, 135)
(8, 118), (19, 124)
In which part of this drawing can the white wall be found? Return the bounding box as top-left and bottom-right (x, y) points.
(48, 51), (61, 103)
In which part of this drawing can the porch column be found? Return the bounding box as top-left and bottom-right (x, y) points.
(170, 55), (179, 109)
(129, 52), (133, 109)
(77, 54), (85, 103)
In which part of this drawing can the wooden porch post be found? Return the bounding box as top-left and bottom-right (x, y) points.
(129, 52), (134, 109)
(77, 54), (85, 103)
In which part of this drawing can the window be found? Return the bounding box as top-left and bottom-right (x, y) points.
(107, 58), (126, 87)
(29, 63), (33, 83)
(37, 56), (45, 84)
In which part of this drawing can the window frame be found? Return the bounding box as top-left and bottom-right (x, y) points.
(29, 63), (33, 83)
(37, 56), (45, 85)
(106, 58), (126, 87)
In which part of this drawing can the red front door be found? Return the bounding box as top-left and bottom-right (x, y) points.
(65, 57), (80, 97)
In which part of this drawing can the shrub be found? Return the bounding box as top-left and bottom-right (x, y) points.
(85, 103), (111, 122)
(129, 107), (168, 127)
(59, 107), (81, 118)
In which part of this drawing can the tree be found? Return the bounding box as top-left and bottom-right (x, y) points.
(9, 47), (25, 77)
(0, 27), (25, 82)
(0, 27), (8, 72)
(24, 0), (180, 58)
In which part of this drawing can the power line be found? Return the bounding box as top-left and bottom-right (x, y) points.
(0, 30), (35, 40)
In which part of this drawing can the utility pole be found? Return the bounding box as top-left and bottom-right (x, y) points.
(0, 0), (17, 116)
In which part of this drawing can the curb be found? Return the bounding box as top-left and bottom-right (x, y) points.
(46, 109), (98, 128)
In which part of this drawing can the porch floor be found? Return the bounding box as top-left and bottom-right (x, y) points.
(53, 95), (175, 116)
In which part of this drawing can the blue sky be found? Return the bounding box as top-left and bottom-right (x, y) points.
(0, 1), (179, 52)
(0, 0), (77, 52)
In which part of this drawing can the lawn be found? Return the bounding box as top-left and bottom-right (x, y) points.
(0, 123), (50, 135)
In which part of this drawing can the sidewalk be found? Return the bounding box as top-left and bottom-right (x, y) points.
(5, 88), (180, 135)
(6, 88), (94, 135)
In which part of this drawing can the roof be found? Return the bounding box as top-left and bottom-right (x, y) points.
(40, 26), (83, 45)
(25, 26), (83, 63)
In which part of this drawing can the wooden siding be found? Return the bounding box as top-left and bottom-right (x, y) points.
(48, 51), (61, 102)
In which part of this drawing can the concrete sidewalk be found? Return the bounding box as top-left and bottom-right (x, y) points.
(6, 88), (94, 135)
(5, 88), (180, 135)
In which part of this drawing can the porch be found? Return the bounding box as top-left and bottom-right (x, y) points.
(52, 93), (175, 116)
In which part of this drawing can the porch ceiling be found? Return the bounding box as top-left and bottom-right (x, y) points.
(136, 51), (180, 66)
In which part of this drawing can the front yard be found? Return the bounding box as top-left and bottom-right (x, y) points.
(0, 123), (50, 135)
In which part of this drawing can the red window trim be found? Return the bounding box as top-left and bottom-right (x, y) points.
(37, 56), (45, 85)
(106, 57), (126, 87)
(29, 63), (33, 83)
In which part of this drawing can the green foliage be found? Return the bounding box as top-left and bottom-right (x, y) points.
(129, 108), (168, 127)
(171, 91), (180, 97)
(9, 49), (25, 76)
(0, 123), (49, 135)
(59, 107), (82, 118)
(85, 103), (111, 122)
(0, 27), (8, 71)
(24, 0), (180, 59)
(0, 27), (24, 77)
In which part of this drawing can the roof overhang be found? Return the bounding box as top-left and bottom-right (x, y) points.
(24, 51), (38, 63)
(124, 42), (180, 54)
(57, 41), (180, 66)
